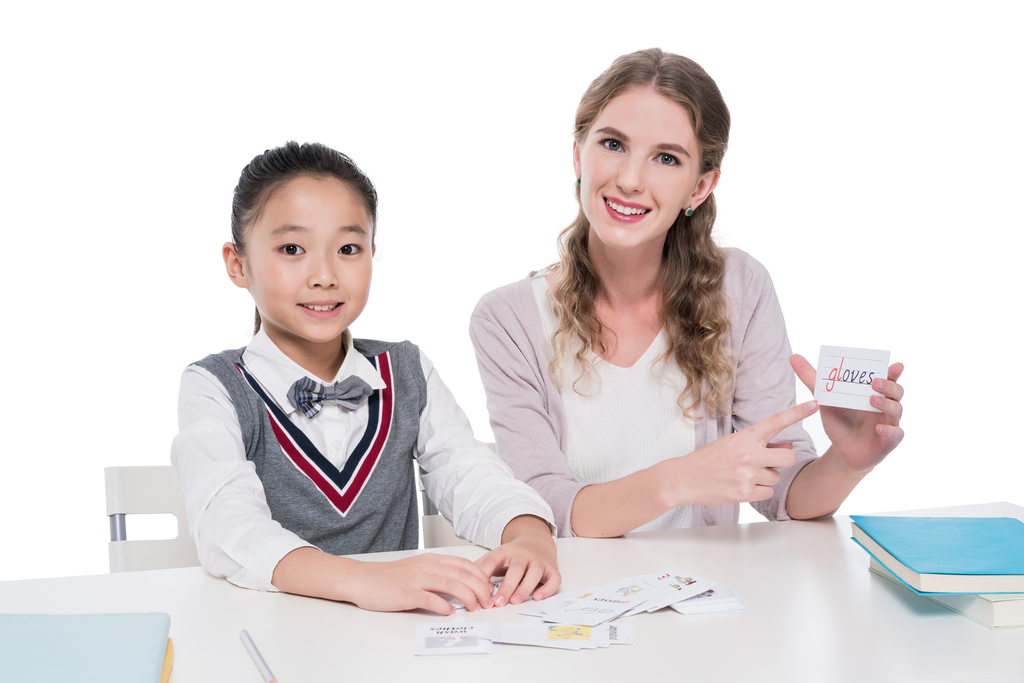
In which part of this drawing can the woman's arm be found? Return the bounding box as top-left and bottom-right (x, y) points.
(470, 286), (587, 535)
(785, 356), (906, 519)
(570, 401), (819, 537)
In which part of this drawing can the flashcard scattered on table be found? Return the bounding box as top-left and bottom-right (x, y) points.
(520, 568), (715, 622)
(518, 587), (605, 619)
(813, 345), (890, 412)
(412, 623), (498, 656)
(649, 569), (717, 611)
(415, 568), (748, 654)
(671, 587), (749, 615)
(542, 594), (647, 626)
(489, 622), (633, 650)
(412, 621), (633, 655)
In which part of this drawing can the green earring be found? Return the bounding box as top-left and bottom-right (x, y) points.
(685, 207), (694, 217)
(577, 177), (581, 185)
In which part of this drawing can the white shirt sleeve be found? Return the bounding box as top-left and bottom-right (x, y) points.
(415, 349), (556, 548)
(170, 365), (312, 591)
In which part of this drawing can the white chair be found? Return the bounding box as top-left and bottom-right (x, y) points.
(104, 466), (200, 572)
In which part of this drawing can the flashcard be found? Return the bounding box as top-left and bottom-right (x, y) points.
(813, 345), (890, 412)
(650, 569), (717, 611)
(488, 622), (634, 650)
(488, 623), (599, 650)
(671, 587), (748, 615)
(412, 623), (498, 656)
(517, 586), (605, 618)
(601, 575), (678, 617)
(542, 594), (647, 626)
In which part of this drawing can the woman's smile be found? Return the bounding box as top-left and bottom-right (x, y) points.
(604, 196), (652, 222)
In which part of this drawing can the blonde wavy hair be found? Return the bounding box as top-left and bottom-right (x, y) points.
(549, 48), (734, 419)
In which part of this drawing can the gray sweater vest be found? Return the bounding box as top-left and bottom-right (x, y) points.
(194, 339), (427, 555)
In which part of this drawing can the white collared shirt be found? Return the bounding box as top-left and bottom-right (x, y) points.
(171, 329), (555, 591)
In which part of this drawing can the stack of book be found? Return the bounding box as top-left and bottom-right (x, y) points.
(850, 515), (1024, 630)
(0, 612), (173, 682)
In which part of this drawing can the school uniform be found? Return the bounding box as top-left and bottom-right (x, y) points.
(171, 329), (555, 592)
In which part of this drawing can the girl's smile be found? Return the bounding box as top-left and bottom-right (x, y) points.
(300, 301), (343, 316)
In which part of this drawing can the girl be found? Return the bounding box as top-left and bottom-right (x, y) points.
(470, 49), (906, 538)
(172, 141), (559, 614)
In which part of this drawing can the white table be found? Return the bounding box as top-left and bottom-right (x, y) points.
(2, 503), (1022, 682)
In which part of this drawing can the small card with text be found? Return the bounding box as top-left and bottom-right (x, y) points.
(813, 346), (890, 412)
(542, 595), (647, 626)
(412, 623), (497, 656)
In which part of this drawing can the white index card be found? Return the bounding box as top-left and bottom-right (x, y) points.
(813, 345), (890, 412)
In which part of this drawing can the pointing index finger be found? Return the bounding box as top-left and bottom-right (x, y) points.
(748, 400), (818, 444)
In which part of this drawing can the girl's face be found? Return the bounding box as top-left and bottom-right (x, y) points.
(224, 175), (374, 363)
(574, 86), (719, 255)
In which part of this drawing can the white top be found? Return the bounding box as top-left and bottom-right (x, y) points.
(532, 272), (695, 532)
(171, 329), (555, 592)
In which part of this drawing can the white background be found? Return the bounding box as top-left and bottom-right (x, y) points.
(1, 1), (1020, 582)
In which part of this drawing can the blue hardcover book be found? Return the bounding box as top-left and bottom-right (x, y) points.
(0, 612), (171, 683)
(850, 516), (1024, 594)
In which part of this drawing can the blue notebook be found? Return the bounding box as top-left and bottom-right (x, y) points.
(851, 516), (1024, 574)
(0, 612), (171, 683)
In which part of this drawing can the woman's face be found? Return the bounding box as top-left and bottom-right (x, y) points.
(574, 86), (719, 255)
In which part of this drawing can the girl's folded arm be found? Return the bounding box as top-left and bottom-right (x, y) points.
(271, 547), (496, 614)
(173, 364), (504, 612)
(171, 365), (311, 591)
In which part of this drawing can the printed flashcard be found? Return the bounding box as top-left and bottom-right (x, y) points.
(412, 623), (498, 656)
(650, 568), (717, 611)
(542, 594), (647, 626)
(601, 575), (667, 617)
(517, 586), (605, 618)
(671, 587), (749, 615)
(813, 345), (890, 412)
(488, 622), (634, 650)
(488, 623), (598, 650)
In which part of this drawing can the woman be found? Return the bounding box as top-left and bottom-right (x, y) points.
(470, 48), (905, 538)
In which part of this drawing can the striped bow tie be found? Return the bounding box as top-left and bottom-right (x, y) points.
(286, 375), (374, 418)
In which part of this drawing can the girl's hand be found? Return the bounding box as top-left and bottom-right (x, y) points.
(346, 553), (496, 615)
(790, 354), (905, 472)
(475, 515), (561, 607)
(658, 400), (820, 507)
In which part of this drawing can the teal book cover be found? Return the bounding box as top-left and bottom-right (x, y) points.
(0, 612), (170, 683)
(850, 516), (1024, 575)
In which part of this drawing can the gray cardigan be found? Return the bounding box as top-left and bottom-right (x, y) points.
(469, 248), (818, 536)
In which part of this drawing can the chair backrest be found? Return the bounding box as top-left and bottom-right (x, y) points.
(104, 466), (200, 572)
